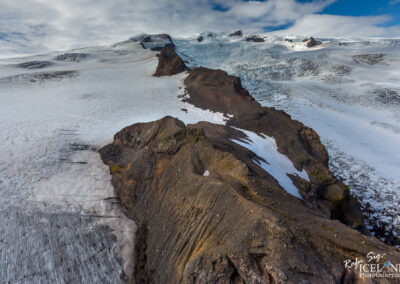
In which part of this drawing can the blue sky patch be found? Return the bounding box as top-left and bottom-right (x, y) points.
(213, 0), (400, 28)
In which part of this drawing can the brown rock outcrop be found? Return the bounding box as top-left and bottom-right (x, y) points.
(183, 67), (363, 229)
(153, 45), (187, 77)
(100, 116), (400, 284)
(304, 37), (322, 48)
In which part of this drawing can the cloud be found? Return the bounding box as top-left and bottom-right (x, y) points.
(389, 0), (400, 5)
(0, 0), (398, 57)
(0, 0), (334, 56)
(280, 14), (400, 38)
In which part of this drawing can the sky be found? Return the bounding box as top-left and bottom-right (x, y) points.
(0, 0), (399, 58)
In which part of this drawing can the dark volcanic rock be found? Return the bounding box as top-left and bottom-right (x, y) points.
(305, 37), (322, 48)
(375, 88), (400, 105)
(0, 71), (77, 84)
(246, 35), (265, 42)
(119, 33), (175, 51)
(153, 45), (187, 77)
(142, 36), (152, 42)
(16, 60), (54, 69)
(196, 36), (204, 42)
(100, 116), (400, 284)
(54, 53), (90, 62)
(150, 43), (175, 52)
(229, 30), (243, 37)
(183, 67), (364, 229)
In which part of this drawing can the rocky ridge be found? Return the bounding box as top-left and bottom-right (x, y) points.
(100, 116), (400, 283)
(182, 66), (363, 229)
(100, 36), (400, 283)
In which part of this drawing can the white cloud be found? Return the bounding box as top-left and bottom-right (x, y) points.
(280, 14), (400, 38)
(389, 0), (400, 5)
(0, 0), (398, 57)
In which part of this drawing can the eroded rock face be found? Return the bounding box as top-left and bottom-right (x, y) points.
(153, 45), (187, 77)
(100, 116), (400, 284)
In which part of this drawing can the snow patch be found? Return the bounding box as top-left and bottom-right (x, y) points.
(231, 128), (309, 199)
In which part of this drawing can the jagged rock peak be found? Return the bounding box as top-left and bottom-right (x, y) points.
(303, 36), (322, 48)
(153, 45), (187, 77)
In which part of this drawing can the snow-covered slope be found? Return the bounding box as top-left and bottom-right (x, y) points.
(0, 39), (226, 282)
(175, 33), (400, 244)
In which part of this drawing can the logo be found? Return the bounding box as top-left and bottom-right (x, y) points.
(344, 252), (400, 279)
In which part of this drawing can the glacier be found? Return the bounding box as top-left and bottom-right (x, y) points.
(0, 40), (227, 282)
